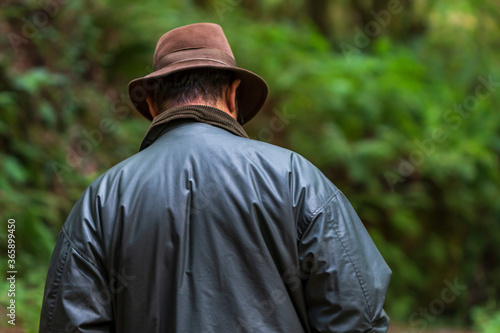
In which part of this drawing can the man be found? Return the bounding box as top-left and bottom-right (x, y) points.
(40, 23), (391, 332)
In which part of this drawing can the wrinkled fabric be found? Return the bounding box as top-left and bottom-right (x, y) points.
(140, 105), (249, 151)
(40, 108), (391, 332)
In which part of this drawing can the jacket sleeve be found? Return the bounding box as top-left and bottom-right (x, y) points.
(299, 189), (391, 333)
(39, 195), (114, 332)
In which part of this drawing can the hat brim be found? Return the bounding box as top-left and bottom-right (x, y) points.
(127, 61), (268, 125)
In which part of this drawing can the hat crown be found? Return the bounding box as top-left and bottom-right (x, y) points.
(153, 23), (234, 66)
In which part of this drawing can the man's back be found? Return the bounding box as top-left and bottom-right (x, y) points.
(40, 121), (391, 332)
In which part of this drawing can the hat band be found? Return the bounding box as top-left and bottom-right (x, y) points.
(154, 48), (237, 71)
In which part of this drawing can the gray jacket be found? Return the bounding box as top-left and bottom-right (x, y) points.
(40, 107), (391, 332)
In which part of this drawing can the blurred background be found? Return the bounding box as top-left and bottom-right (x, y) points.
(1, 0), (499, 332)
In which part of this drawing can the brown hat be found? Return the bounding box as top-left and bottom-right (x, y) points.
(128, 23), (268, 124)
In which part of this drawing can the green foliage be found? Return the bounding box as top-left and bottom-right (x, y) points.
(473, 306), (500, 333)
(1, 0), (499, 330)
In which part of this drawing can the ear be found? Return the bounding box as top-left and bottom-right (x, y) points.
(226, 78), (241, 116)
(146, 94), (159, 118)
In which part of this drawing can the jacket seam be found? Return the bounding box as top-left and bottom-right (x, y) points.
(45, 233), (71, 332)
(61, 227), (104, 274)
(306, 189), (341, 223)
(330, 212), (374, 321)
(298, 190), (340, 241)
(304, 191), (375, 323)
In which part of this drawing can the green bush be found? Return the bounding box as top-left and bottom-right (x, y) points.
(473, 307), (500, 333)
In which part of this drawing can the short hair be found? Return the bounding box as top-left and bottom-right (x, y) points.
(153, 68), (235, 112)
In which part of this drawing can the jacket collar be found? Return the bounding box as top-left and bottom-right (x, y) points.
(139, 105), (249, 151)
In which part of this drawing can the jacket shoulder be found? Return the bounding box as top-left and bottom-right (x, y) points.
(61, 150), (151, 253)
(287, 150), (340, 232)
(242, 138), (340, 228)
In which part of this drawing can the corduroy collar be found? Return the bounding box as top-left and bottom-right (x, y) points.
(139, 105), (249, 151)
